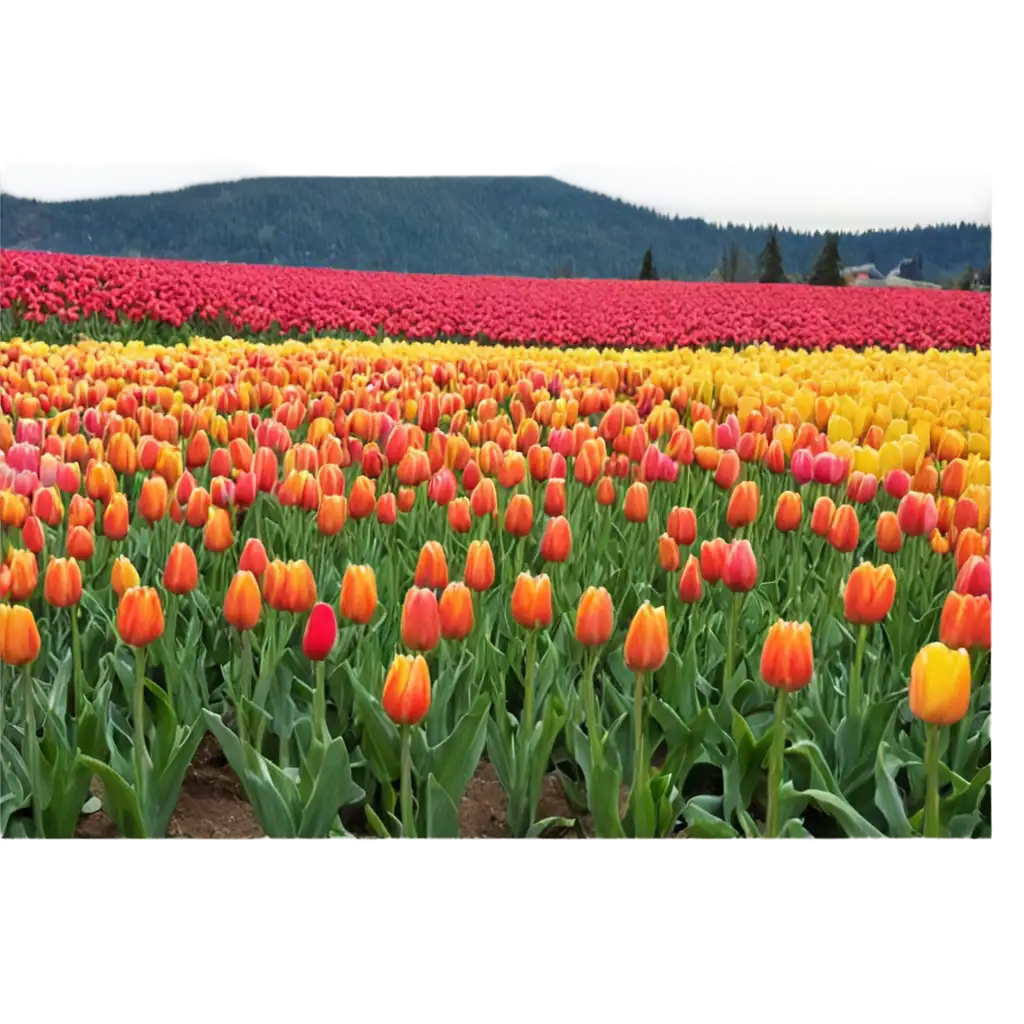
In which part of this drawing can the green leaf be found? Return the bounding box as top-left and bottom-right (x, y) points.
(786, 739), (843, 797)
(202, 710), (297, 838)
(525, 816), (576, 838)
(791, 787), (884, 838)
(424, 773), (461, 838)
(873, 741), (912, 838)
(298, 736), (360, 838)
(431, 692), (491, 804)
(76, 755), (146, 838)
(485, 714), (515, 794)
(682, 799), (739, 838)
(351, 682), (400, 782)
(588, 754), (626, 838)
(364, 804), (393, 839)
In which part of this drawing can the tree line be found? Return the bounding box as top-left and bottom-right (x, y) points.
(637, 230), (991, 290)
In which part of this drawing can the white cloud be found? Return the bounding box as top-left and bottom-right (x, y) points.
(553, 163), (991, 232)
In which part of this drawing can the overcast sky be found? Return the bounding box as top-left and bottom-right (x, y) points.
(0, 160), (990, 233)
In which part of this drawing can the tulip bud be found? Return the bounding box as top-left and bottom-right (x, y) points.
(111, 556), (140, 598)
(722, 539), (758, 592)
(224, 571), (262, 630)
(401, 587), (442, 651)
(164, 542), (199, 595)
(623, 602), (669, 673)
(774, 491), (802, 533)
(540, 516), (572, 564)
(909, 643), (970, 726)
(382, 654), (431, 726)
(726, 481), (760, 529)
(117, 586), (165, 647)
(439, 582), (474, 641)
(0, 604), (42, 666)
(678, 554), (703, 603)
(302, 602), (338, 661)
(760, 620), (814, 692)
(575, 586), (614, 647)
(44, 556), (83, 608)
(510, 573), (553, 630)
(465, 540), (496, 592)
(339, 565), (378, 625)
(843, 562), (896, 625)
(666, 506), (697, 546)
(414, 541), (449, 591)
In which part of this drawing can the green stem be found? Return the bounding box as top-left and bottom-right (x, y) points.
(789, 529), (800, 617)
(766, 688), (788, 838)
(924, 722), (941, 838)
(132, 647), (149, 831)
(400, 724), (415, 838)
(313, 660), (327, 745)
(23, 666), (43, 838)
(238, 629), (252, 749)
(722, 592), (743, 707)
(848, 623), (868, 721)
(70, 606), (83, 722)
(580, 650), (601, 762)
(523, 631), (538, 742)
(0, 663), (7, 745)
(632, 670), (646, 801)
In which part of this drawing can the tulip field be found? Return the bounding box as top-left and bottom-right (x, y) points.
(0, 253), (992, 839)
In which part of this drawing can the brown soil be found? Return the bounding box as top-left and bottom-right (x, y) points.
(75, 732), (263, 839)
(74, 735), (608, 839)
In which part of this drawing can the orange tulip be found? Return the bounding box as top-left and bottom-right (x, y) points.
(909, 643), (970, 726)
(810, 496), (836, 537)
(117, 586), (165, 647)
(939, 592), (990, 651)
(678, 554), (703, 603)
(401, 586), (442, 651)
(700, 537), (729, 585)
(204, 507), (234, 553)
(85, 461), (116, 504)
(954, 528), (985, 572)
(504, 493), (534, 538)
(510, 573), (553, 630)
(439, 582), (474, 640)
(470, 478), (498, 518)
(239, 538), (268, 577)
(64, 525), (94, 562)
(714, 450), (741, 489)
(666, 506), (697, 545)
(623, 481), (649, 523)
(726, 480), (760, 529)
(414, 541), (449, 590)
(44, 556), (83, 608)
(575, 586), (614, 646)
(658, 533), (680, 572)
(164, 542), (199, 595)
(596, 476), (616, 506)
(929, 528), (950, 556)
(447, 496), (472, 533)
(722, 539), (758, 592)
(465, 540), (496, 592)
(760, 620), (814, 692)
(544, 479), (566, 517)
(875, 510), (903, 554)
(348, 475), (376, 519)
(95, 491), (126, 542)
(111, 556), (140, 598)
(224, 570), (263, 630)
(339, 565), (378, 625)
(8, 549), (39, 601)
(317, 494), (347, 536)
(381, 654), (432, 726)
(139, 475), (169, 525)
(273, 560), (318, 613)
(67, 493), (95, 531)
(540, 516), (572, 563)
(843, 562), (896, 625)
(774, 491), (803, 533)
(827, 504), (860, 553)
(0, 604), (41, 666)
(623, 602), (669, 672)
(21, 515), (44, 554)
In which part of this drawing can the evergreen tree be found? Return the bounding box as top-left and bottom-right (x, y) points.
(719, 243), (739, 282)
(757, 226), (787, 283)
(808, 233), (844, 286)
(639, 248), (658, 280)
(978, 261), (991, 289)
(956, 265), (977, 291)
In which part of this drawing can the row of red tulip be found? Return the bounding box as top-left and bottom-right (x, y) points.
(1, 250), (990, 349)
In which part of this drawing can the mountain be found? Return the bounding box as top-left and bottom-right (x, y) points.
(0, 176), (990, 282)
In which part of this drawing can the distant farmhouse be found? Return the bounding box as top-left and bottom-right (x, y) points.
(842, 258), (940, 289)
